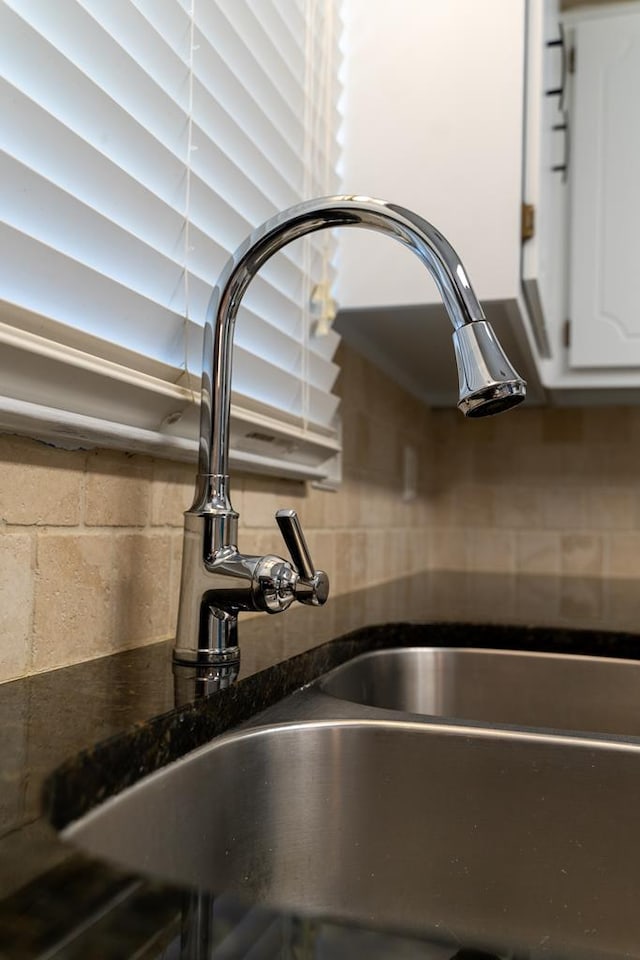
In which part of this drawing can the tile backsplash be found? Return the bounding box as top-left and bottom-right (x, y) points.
(2, 343), (640, 682)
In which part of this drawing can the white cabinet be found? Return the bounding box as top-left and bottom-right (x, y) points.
(529, 0), (640, 397)
(338, 0), (526, 311)
(336, 0), (546, 407)
(568, 6), (640, 369)
(521, 0), (568, 362)
(337, 0), (640, 405)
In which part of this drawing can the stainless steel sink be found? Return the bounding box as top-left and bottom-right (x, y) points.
(320, 647), (640, 736)
(64, 717), (640, 958)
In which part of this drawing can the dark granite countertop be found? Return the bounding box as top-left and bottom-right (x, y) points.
(1, 571), (640, 959)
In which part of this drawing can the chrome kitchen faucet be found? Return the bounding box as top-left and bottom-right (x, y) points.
(173, 196), (526, 683)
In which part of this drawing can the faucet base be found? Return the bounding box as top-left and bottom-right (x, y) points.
(173, 657), (240, 705)
(172, 644), (240, 667)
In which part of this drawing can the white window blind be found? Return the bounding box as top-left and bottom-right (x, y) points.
(0, 0), (343, 480)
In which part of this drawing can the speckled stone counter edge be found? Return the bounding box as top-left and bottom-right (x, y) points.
(45, 619), (640, 830)
(3, 614), (640, 959)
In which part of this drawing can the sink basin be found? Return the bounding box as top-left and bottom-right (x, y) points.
(319, 647), (640, 736)
(64, 717), (640, 957)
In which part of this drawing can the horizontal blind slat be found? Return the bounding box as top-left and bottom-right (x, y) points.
(5, 1), (189, 151)
(128, 1), (306, 190)
(0, 226), (187, 366)
(196, 4), (303, 150)
(1, 12), (190, 205)
(6, 4), (305, 225)
(0, 0), (343, 474)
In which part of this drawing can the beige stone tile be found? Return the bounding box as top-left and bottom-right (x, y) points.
(360, 361), (399, 423)
(585, 486), (635, 530)
(348, 475), (375, 528)
(370, 417), (403, 479)
(599, 444), (640, 484)
(388, 486), (415, 530)
(370, 481), (396, 530)
(410, 489), (432, 529)
(382, 529), (401, 585)
(84, 451), (152, 527)
(240, 475), (279, 529)
(514, 442), (597, 486)
(492, 407), (543, 444)
(398, 488), (430, 532)
(0, 534), (34, 682)
(492, 485), (544, 529)
(407, 402), (433, 442)
(463, 414), (497, 444)
(334, 343), (366, 413)
(274, 477), (308, 507)
(333, 531), (367, 594)
(168, 530), (184, 635)
(605, 531), (640, 579)
(428, 527), (467, 571)
(416, 437), (442, 496)
(112, 533), (172, 647)
(451, 484), (495, 528)
(582, 407), (631, 444)
(429, 409), (458, 444)
(385, 528), (409, 580)
(326, 473), (367, 530)
(471, 441), (522, 485)
(304, 482), (329, 530)
(33, 532), (115, 672)
(401, 488), (429, 530)
(467, 529), (516, 574)
(515, 531), (561, 575)
(541, 408), (584, 443)
(341, 407), (372, 472)
(150, 460), (194, 527)
(0, 436), (84, 526)
(560, 533), (604, 577)
(303, 529), (335, 580)
(361, 529), (390, 584)
(271, 488), (313, 551)
(424, 487), (454, 527)
(541, 487), (588, 530)
(627, 407), (640, 443)
(407, 527), (430, 574)
(437, 449), (464, 493)
(241, 528), (282, 558)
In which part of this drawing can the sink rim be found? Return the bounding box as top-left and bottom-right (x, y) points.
(317, 644), (640, 741)
(63, 713), (640, 838)
(62, 714), (640, 958)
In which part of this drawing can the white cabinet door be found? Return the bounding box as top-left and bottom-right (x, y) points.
(337, 0), (526, 310)
(569, 7), (640, 368)
(522, 0), (568, 362)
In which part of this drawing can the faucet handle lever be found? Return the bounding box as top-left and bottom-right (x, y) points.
(275, 509), (329, 606)
(275, 509), (315, 580)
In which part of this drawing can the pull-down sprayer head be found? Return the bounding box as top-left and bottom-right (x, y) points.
(453, 320), (526, 417)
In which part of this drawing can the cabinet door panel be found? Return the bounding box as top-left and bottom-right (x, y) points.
(569, 9), (640, 368)
(522, 0), (566, 361)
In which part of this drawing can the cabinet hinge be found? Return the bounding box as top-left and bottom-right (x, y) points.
(568, 46), (576, 75)
(521, 203), (535, 242)
(562, 318), (571, 348)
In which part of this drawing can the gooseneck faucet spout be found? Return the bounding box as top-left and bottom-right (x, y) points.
(173, 196), (526, 680)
